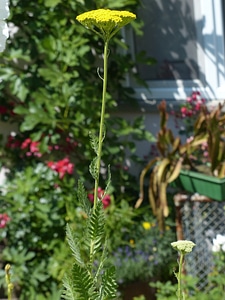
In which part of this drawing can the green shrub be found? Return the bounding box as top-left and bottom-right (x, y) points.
(0, 1), (157, 298)
(110, 217), (176, 284)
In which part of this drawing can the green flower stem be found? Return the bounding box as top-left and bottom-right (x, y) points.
(171, 240), (195, 300)
(5, 264), (13, 300)
(177, 253), (185, 300)
(93, 40), (109, 210)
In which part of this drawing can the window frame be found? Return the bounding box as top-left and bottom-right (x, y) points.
(130, 0), (225, 105)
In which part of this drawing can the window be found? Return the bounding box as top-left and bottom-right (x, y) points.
(131, 0), (225, 104)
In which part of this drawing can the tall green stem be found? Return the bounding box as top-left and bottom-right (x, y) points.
(93, 40), (109, 210)
(5, 264), (13, 300)
(177, 253), (185, 300)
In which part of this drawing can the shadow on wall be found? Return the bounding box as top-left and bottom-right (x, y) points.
(133, 0), (225, 98)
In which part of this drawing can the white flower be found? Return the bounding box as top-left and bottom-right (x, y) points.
(171, 240), (196, 254)
(212, 234), (225, 252)
(0, 0), (9, 52)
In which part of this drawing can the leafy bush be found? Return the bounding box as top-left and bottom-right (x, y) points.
(0, 163), (75, 298)
(0, 0), (156, 299)
(151, 248), (225, 300)
(109, 216), (176, 285)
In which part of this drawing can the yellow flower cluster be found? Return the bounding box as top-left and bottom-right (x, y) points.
(76, 9), (136, 41)
(142, 222), (152, 230)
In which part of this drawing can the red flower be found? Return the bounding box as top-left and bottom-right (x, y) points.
(47, 157), (74, 179)
(6, 134), (21, 149)
(0, 106), (7, 114)
(47, 161), (55, 169)
(0, 213), (10, 228)
(21, 138), (42, 157)
(88, 187), (111, 209)
(21, 138), (31, 149)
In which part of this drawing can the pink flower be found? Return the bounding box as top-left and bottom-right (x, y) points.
(194, 102), (202, 111)
(21, 138), (31, 149)
(0, 213), (10, 228)
(21, 138), (42, 157)
(47, 161), (55, 169)
(186, 97), (192, 103)
(47, 157), (74, 179)
(186, 110), (193, 117)
(88, 187), (111, 209)
(179, 92), (205, 120)
(203, 151), (209, 157)
(30, 141), (39, 153)
(201, 141), (208, 151)
(181, 107), (187, 114)
(186, 136), (194, 143)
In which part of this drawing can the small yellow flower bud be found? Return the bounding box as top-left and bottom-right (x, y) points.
(5, 264), (11, 272)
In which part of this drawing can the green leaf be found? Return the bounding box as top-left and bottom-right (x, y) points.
(71, 264), (93, 300)
(105, 165), (111, 195)
(45, 0), (61, 8)
(87, 201), (105, 260)
(89, 131), (99, 155)
(66, 224), (85, 267)
(13, 105), (29, 115)
(101, 266), (118, 299)
(20, 116), (40, 132)
(77, 180), (91, 215)
(62, 273), (77, 300)
(89, 156), (98, 180)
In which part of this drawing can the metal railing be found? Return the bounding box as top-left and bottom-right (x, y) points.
(174, 193), (225, 290)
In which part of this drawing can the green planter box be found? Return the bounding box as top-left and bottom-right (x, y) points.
(174, 169), (225, 201)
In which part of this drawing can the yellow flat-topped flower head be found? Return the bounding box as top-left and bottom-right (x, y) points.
(76, 9), (136, 41)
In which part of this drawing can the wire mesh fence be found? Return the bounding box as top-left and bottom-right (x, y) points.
(174, 194), (225, 290)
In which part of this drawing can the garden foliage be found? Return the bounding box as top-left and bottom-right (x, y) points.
(0, 0), (163, 299)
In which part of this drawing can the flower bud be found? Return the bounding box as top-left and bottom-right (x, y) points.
(171, 240), (196, 254)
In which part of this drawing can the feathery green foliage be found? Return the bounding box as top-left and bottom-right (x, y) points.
(61, 7), (137, 299)
(66, 224), (85, 267)
(63, 200), (117, 300)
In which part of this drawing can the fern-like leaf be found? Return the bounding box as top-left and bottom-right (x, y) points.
(66, 224), (85, 267)
(89, 156), (98, 180)
(89, 131), (99, 154)
(104, 165), (111, 196)
(101, 266), (118, 299)
(94, 237), (108, 281)
(62, 273), (77, 300)
(87, 201), (105, 260)
(77, 180), (91, 216)
(71, 263), (94, 300)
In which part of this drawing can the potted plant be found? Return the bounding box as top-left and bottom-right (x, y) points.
(175, 99), (225, 200)
(137, 95), (225, 229)
(136, 100), (184, 231)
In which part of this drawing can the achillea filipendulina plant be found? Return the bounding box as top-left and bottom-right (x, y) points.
(171, 240), (196, 300)
(76, 9), (136, 210)
(0, 1), (153, 298)
(62, 9), (136, 300)
(76, 9), (136, 42)
(4, 264), (13, 300)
